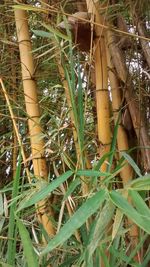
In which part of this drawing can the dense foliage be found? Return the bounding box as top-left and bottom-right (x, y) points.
(0, 0), (150, 266)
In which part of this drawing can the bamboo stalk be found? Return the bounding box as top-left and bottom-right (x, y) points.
(106, 44), (133, 183)
(107, 29), (150, 172)
(85, 1), (111, 265)
(14, 8), (55, 236)
(105, 11), (141, 258)
(86, 0), (112, 172)
(106, 43), (139, 260)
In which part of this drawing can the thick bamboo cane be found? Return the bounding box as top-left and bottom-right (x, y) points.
(86, 0), (112, 172)
(106, 44), (139, 261)
(14, 8), (55, 236)
(107, 29), (150, 172)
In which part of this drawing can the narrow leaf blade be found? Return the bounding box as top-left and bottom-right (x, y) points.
(42, 189), (106, 255)
(18, 170), (73, 211)
(16, 217), (38, 267)
(110, 190), (150, 234)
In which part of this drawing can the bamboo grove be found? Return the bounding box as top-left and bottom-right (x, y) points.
(0, 0), (150, 266)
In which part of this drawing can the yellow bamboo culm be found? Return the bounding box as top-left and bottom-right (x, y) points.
(86, 0), (112, 172)
(106, 32), (139, 262)
(106, 40), (133, 184)
(14, 8), (55, 236)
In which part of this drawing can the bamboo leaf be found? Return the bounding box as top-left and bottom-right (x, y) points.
(112, 208), (123, 241)
(129, 190), (150, 217)
(86, 201), (115, 258)
(94, 152), (113, 171)
(0, 193), (3, 216)
(62, 178), (81, 201)
(17, 170), (73, 211)
(32, 30), (53, 39)
(41, 23), (71, 41)
(41, 189), (106, 255)
(0, 217), (5, 234)
(13, 4), (45, 12)
(76, 169), (110, 177)
(7, 153), (21, 265)
(77, 63), (84, 152)
(128, 175), (150, 190)
(107, 113), (121, 172)
(16, 217), (38, 267)
(110, 191), (150, 234)
(100, 245), (110, 267)
(121, 152), (142, 177)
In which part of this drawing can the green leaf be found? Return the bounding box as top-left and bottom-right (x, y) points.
(13, 4), (44, 12)
(86, 201), (115, 257)
(7, 152), (22, 265)
(16, 217), (38, 267)
(77, 62), (84, 153)
(0, 193), (3, 216)
(41, 189), (106, 255)
(121, 152), (142, 177)
(17, 170), (73, 211)
(100, 245), (110, 267)
(76, 169), (110, 177)
(112, 208), (123, 241)
(32, 30), (53, 39)
(0, 216), (5, 234)
(41, 23), (71, 41)
(129, 190), (150, 217)
(128, 175), (150, 190)
(110, 190), (150, 234)
(62, 178), (81, 201)
(94, 151), (113, 171)
(107, 112), (121, 173)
